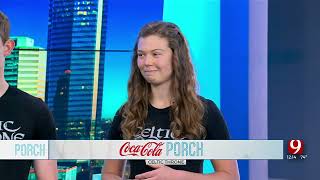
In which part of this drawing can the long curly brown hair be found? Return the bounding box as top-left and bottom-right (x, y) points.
(121, 22), (206, 140)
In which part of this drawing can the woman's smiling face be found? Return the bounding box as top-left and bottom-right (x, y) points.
(137, 35), (174, 86)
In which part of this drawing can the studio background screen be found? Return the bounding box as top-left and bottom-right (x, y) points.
(1, 0), (225, 179)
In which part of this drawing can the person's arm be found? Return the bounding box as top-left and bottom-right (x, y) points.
(135, 160), (239, 180)
(32, 99), (58, 179)
(33, 160), (58, 180)
(102, 160), (125, 180)
(177, 160), (239, 180)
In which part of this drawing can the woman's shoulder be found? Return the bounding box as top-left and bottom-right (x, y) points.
(114, 103), (126, 116)
(198, 96), (230, 140)
(198, 95), (220, 113)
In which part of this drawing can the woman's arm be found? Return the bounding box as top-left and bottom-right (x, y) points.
(33, 160), (57, 180)
(102, 160), (126, 180)
(178, 160), (239, 180)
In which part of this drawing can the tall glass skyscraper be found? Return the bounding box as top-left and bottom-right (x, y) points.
(46, 0), (107, 139)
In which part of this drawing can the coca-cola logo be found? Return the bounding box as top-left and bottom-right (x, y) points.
(119, 142), (164, 156)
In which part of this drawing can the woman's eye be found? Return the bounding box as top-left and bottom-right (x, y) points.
(138, 53), (144, 57)
(153, 53), (161, 57)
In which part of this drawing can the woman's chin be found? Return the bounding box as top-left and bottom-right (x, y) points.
(145, 79), (161, 86)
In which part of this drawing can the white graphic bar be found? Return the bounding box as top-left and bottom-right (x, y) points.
(0, 140), (48, 159)
(0, 140), (283, 160)
(48, 140), (283, 160)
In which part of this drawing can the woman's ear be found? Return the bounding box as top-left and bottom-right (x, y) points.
(3, 40), (15, 57)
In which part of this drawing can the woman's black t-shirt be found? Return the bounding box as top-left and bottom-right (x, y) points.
(108, 97), (230, 179)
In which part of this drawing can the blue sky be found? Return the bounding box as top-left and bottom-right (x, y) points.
(1, 0), (50, 48)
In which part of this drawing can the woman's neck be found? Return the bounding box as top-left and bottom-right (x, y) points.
(150, 81), (172, 109)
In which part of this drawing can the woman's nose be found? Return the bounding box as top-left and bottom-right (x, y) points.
(144, 54), (154, 65)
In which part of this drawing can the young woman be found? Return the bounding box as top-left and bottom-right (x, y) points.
(102, 22), (239, 180)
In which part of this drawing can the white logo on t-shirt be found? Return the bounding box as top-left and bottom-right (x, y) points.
(0, 121), (25, 140)
(134, 126), (174, 140)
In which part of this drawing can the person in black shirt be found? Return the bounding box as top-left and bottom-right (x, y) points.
(102, 21), (239, 180)
(0, 11), (57, 180)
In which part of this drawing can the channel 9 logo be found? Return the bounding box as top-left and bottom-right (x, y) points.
(287, 140), (307, 160)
